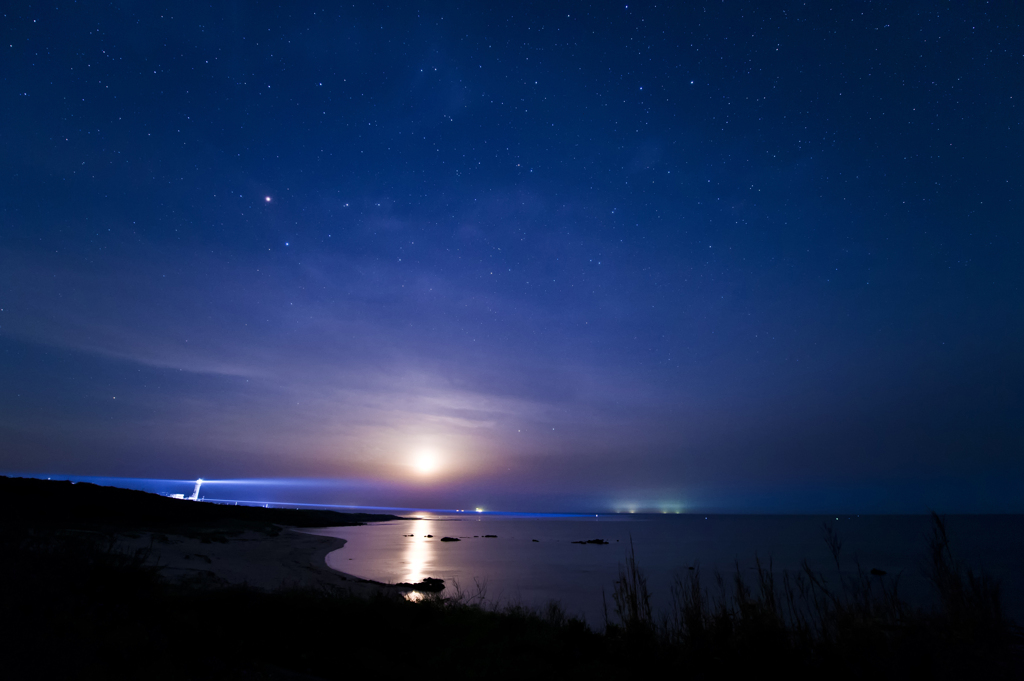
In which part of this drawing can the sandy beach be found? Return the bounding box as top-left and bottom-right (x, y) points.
(116, 527), (393, 596)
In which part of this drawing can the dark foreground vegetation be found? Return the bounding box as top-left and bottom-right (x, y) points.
(608, 518), (1023, 680)
(1, 478), (1021, 680)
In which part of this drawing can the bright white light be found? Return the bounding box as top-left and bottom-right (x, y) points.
(413, 450), (438, 475)
(265, 196), (271, 202)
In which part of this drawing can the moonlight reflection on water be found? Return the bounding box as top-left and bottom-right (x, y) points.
(315, 513), (1024, 625)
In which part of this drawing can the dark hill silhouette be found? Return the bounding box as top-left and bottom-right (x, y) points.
(0, 476), (400, 530)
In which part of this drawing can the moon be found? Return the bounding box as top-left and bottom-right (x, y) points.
(413, 450), (438, 475)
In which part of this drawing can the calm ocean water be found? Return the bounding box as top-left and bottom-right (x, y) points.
(308, 514), (1024, 626)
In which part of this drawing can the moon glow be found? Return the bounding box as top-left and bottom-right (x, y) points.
(413, 450), (438, 475)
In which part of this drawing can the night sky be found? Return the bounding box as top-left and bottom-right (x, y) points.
(2, 2), (1021, 513)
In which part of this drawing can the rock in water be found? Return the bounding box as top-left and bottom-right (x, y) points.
(395, 577), (445, 592)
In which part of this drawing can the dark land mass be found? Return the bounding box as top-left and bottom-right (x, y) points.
(1, 478), (1022, 680)
(0, 475), (402, 533)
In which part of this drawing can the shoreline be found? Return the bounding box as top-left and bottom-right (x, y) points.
(117, 526), (413, 596)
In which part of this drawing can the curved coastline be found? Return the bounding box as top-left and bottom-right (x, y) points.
(311, 528), (447, 595)
(118, 526), (395, 594)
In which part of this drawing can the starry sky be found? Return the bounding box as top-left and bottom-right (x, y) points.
(1, 2), (1021, 513)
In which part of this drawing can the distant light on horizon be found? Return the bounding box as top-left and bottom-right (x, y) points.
(610, 498), (687, 515)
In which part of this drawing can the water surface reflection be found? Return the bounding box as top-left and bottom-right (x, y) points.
(402, 520), (433, 585)
(312, 513), (1024, 626)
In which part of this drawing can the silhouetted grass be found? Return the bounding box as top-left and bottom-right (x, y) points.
(607, 535), (655, 642)
(604, 512), (1022, 679)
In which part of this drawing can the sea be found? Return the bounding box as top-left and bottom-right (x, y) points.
(307, 513), (1024, 627)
